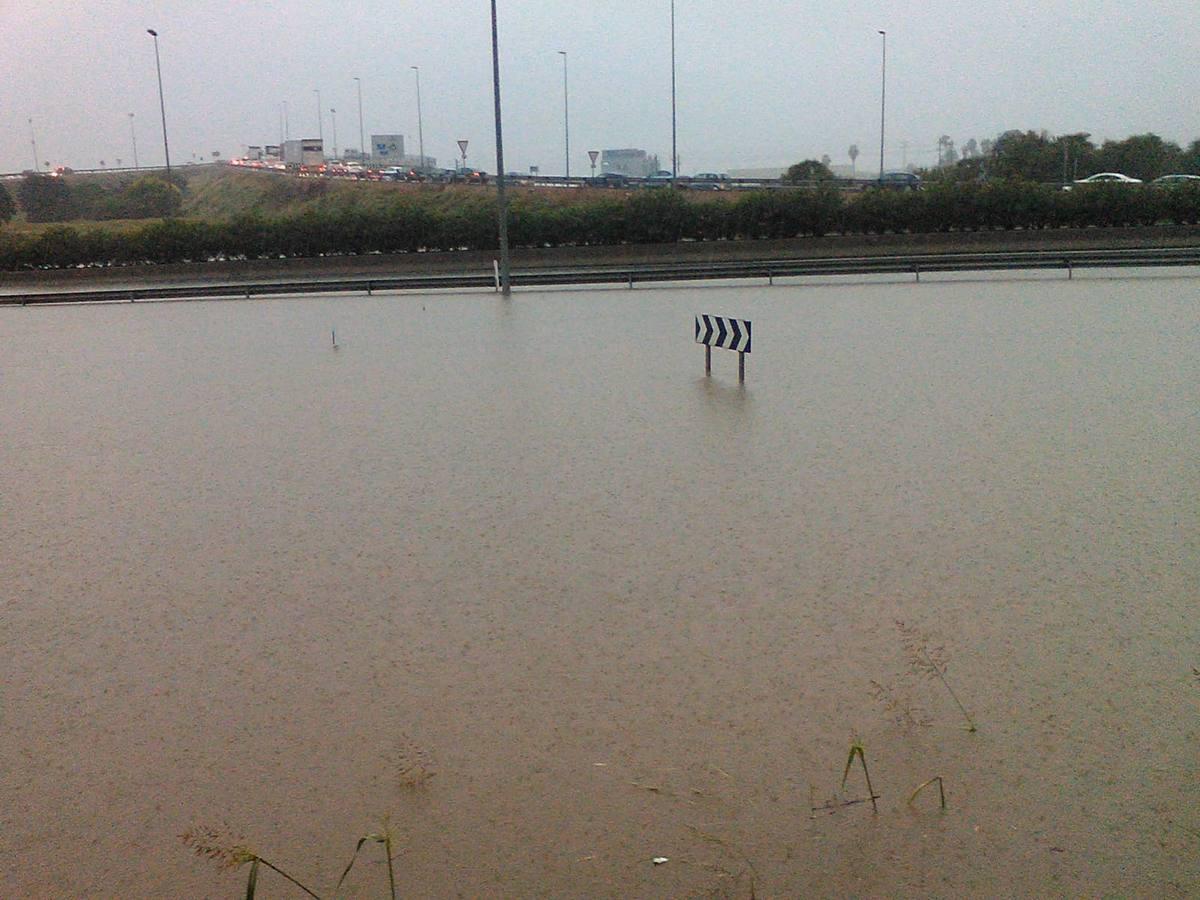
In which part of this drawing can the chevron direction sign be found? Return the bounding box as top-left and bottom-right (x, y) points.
(695, 314), (752, 381)
(695, 314), (752, 353)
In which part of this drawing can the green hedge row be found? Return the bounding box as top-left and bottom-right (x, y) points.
(2, 181), (1198, 270)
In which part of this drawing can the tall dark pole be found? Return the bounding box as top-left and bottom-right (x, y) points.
(129, 113), (139, 169)
(878, 30), (887, 180)
(147, 29), (171, 180)
(314, 89), (323, 150)
(28, 118), (40, 173)
(411, 66), (425, 169)
(557, 51), (569, 178)
(490, 0), (511, 296)
(670, 0), (677, 180)
(330, 107), (338, 159)
(354, 77), (365, 163)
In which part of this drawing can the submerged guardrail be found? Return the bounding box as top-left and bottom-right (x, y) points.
(3, 246), (1199, 306)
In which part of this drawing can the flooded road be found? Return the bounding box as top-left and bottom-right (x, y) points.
(3, 273), (1198, 897)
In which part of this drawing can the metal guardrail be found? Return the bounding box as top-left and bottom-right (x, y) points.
(3, 247), (1199, 306)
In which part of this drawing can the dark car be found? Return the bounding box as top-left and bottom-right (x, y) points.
(587, 172), (629, 188)
(878, 171), (921, 190)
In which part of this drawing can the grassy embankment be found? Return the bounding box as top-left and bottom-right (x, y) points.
(2, 167), (1199, 282)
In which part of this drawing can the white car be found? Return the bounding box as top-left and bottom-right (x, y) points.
(1074, 172), (1142, 184)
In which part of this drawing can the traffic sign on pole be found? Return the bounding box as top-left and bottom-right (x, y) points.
(695, 314), (751, 382)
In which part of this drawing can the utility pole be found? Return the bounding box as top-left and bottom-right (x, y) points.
(314, 89), (323, 150)
(129, 113), (139, 169)
(878, 30), (887, 180)
(490, 0), (511, 296)
(411, 67), (426, 169)
(670, 0), (677, 180)
(147, 29), (171, 181)
(28, 118), (40, 172)
(354, 77), (365, 164)
(558, 50), (569, 178)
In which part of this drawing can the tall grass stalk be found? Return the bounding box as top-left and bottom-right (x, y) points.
(908, 776), (947, 809)
(180, 824), (322, 899)
(840, 740), (879, 813)
(334, 823), (397, 900)
(897, 620), (978, 732)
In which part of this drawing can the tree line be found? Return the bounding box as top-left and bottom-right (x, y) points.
(932, 131), (1200, 183)
(2, 180), (1198, 271)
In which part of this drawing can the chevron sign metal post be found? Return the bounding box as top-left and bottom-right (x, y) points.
(695, 314), (752, 381)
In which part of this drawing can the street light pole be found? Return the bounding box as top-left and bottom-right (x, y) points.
(28, 118), (40, 173)
(878, 30), (887, 180)
(330, 108), (338, 159)
(314, 89), (323, 152)
(670, 0), (677, 180)
(411, 66), (425, 169)
(354, 77), (365, 163)
(147, 29), (171, 180)
(129, 113), (139, 169)
(557, 50), (569, 178)
(490, 0), (511, 296)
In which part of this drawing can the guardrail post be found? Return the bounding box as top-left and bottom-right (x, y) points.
(367, 281), (373, 296)
(768, 269), (773, 285)
(628, 271), (634, 289)
(1066, 259), (1073, 280)
(914, 264), (920, 283)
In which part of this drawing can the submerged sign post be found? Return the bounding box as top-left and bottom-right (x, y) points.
(695, 314), (752, 382)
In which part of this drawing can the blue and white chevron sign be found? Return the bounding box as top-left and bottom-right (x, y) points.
(695, 314), (752, 353)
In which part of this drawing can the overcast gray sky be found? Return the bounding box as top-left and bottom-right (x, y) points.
(2, 1), (1198, 175)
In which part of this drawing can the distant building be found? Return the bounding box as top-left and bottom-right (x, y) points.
(601, 148), (660, 178)
(370, 134), (405, 167)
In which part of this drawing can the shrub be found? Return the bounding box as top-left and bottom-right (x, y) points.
(0, 182), (15, 223)
(17, 175), (79, 222)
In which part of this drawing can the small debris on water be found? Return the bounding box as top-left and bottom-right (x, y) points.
(652, 857), (669, 865)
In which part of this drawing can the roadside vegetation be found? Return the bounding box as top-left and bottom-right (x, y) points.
(1, 126), (1198, 272)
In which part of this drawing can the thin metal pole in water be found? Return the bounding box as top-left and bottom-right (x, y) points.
(705, 345), (711, 374)
(332, 328), (337, 348)
(738, 351), (745, 382)
(490, 0), (512, 296)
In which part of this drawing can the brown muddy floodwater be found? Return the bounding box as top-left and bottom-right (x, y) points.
(2, 272), (1199, 898)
